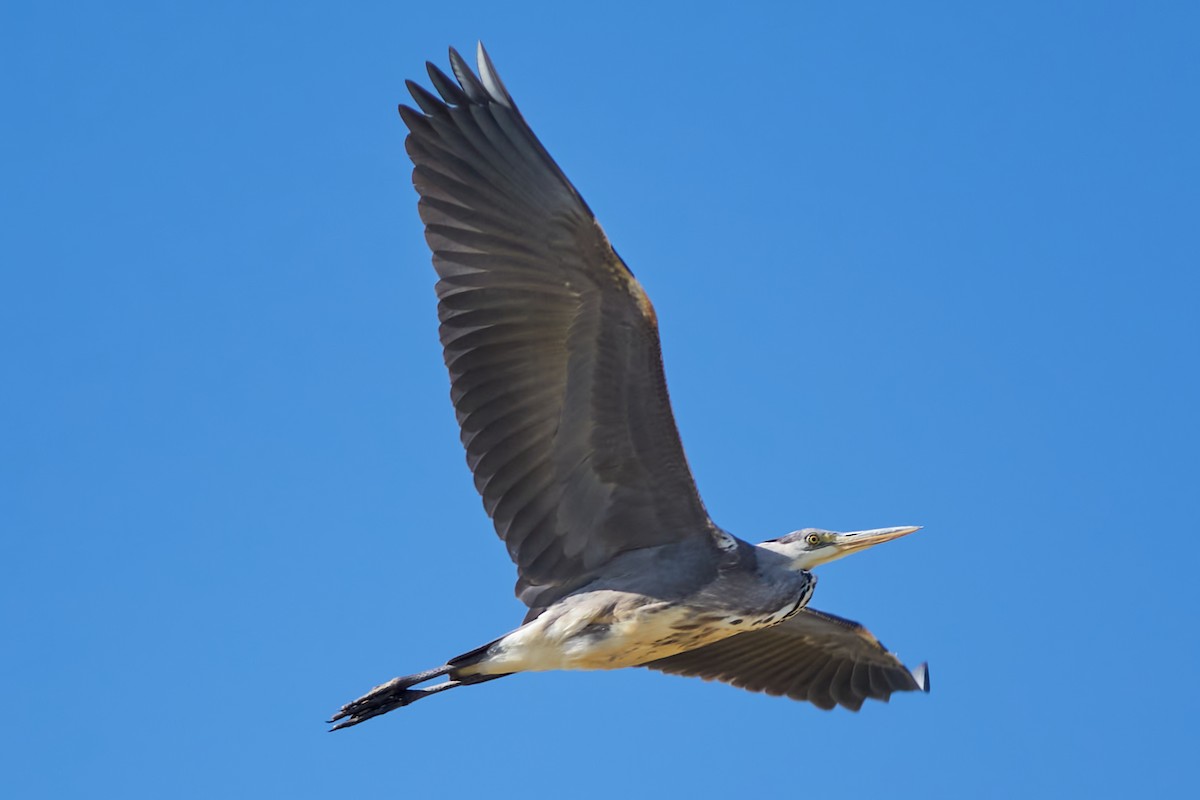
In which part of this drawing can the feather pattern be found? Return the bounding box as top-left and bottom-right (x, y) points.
(400, 44), (717, 604)
(643, 608), (929, 711)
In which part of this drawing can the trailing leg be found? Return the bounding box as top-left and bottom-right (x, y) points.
(328, 656), (509, 730)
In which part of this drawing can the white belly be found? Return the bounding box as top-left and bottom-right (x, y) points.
(462, 591), (797, 675)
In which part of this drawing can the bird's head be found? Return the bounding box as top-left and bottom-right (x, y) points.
(760, 526), (921, 571)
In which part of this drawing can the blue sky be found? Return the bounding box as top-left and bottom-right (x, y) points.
(4, 2), (1198, 797)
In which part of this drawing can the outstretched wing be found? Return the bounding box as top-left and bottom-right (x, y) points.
(399, 44), (717, 604)
(643, 608), (930, 711)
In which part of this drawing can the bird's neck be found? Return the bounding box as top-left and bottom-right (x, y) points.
(755, 540), (814, 573)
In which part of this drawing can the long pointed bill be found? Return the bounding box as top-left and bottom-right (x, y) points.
(822, 525), (921, 565)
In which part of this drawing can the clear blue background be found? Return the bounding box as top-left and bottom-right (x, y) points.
(4, 2), (1198, 798)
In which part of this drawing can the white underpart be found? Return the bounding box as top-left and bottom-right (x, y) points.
(712, 528), (739, 552)
(475, 599), (697, 673)
(463, 591), (802, 676)
(458, 594), (768, 676)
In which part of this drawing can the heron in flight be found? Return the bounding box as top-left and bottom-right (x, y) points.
(330, 44), (928, 730)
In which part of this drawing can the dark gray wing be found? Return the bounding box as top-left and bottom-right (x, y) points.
(399, 44), (717, 605)
(643, 608), (930, 711)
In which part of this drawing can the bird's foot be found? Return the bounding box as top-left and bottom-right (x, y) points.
(328, 676), (425, 731)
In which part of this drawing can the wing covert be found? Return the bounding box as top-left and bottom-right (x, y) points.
(642, 608), (929, 711)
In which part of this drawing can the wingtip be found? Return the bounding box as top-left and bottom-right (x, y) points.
(474, 40), (513, 108)
(912, 662), (931, 693)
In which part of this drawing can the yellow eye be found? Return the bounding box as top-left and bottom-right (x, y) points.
(806, 533), (821, 546)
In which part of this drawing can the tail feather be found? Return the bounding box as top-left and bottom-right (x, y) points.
(446, 636), (503, 672)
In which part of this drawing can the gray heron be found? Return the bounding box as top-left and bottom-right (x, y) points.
(330, 44), (929, 730)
